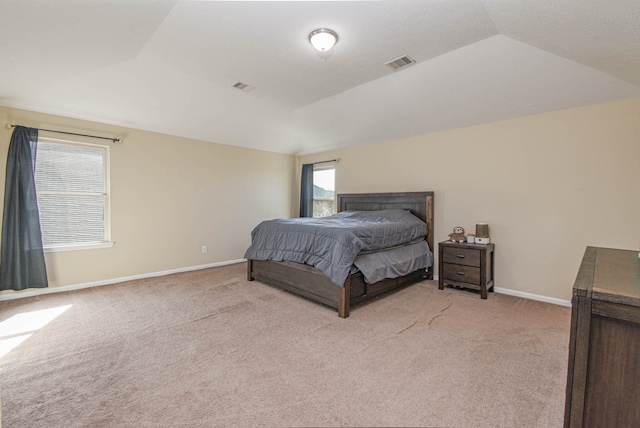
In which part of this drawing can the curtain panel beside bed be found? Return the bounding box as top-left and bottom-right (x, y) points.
(299, 163), (314, 218)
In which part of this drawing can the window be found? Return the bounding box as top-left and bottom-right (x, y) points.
(34, 138), (111, 251)
(312, 164), (335, 218)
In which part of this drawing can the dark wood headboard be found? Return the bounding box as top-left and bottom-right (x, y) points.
(338, 191), (435, 253)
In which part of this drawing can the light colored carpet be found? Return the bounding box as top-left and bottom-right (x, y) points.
(0, 262), (571, 427)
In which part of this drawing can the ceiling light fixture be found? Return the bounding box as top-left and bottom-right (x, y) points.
(309, 28), (338, 53)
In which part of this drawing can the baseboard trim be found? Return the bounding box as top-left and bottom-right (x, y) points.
(1, 263), (572, 308)
(493, 287), (571, 307)
(0, 259), (246, 302)
(432, 275), (570, 307)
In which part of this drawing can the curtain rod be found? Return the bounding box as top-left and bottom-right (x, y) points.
(9, 124), (121, 143)
(314, 159), (338, 165)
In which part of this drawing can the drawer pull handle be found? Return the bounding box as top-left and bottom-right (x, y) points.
(456, 271), (465, 276)
(456, 254), (465, 258)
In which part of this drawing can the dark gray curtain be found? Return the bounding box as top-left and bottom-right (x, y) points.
(0, 126), (48, 290)
(299, 163), (314, 218)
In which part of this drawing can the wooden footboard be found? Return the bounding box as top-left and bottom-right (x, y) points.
(248, 259), (351, 317)
(247, 259), (428, 318)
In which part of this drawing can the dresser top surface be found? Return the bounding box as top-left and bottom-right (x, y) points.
(584, 247), (640, 305)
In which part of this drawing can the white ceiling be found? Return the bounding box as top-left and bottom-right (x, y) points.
(1, 0), (639, 155)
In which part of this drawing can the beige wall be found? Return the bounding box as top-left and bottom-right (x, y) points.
(3, 98), (639, 301)
(0, 107), (294, 295)
(298, 97), (640, 301)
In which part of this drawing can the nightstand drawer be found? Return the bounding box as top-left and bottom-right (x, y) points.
(442, 263), (481, 285)
(442, 246), (481, 267)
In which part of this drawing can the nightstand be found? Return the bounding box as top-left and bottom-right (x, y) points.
(438, 241), (495, 299)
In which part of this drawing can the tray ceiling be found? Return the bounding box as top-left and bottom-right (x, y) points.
(1, 0), (639, 155)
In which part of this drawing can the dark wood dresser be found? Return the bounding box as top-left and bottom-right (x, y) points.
(564, 246), (640, 427)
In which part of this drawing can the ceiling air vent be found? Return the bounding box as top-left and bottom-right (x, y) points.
(232, 82), (255, 92)
(385, 55), (416, 71)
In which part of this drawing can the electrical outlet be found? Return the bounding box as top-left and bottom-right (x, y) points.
(201, 245), (208, 254)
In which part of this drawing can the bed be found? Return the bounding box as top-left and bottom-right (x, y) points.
(246, 191), (434, 318)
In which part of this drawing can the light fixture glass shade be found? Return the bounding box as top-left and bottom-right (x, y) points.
(309, 28), (338, 52)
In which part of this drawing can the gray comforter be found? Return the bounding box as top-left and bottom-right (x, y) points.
(244, 209), (428, 287)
